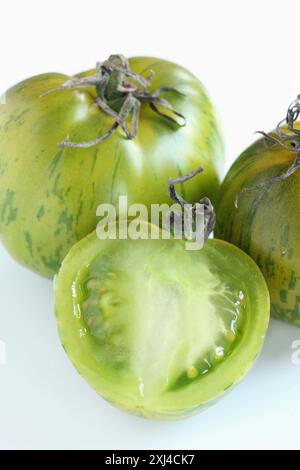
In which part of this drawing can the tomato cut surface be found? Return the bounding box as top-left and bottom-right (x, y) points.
(55, 222), (269, 419)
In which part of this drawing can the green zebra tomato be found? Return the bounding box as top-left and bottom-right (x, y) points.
(55, 221), (269, 419)
(0, 56), (223, 278)
(216, 129), (300, 327)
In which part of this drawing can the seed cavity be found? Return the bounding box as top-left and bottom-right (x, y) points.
(82, 299), (99, 310)
(225, 330), (235, 342)
(79, 328), (87, 338)
(111, 299), (122, 306)
(215, 346), (225, 359)
(86, 279), (101, 290)
(99, 287), (109, 294)
(187, 366), (198, 379)
(238, 290), (246, 305)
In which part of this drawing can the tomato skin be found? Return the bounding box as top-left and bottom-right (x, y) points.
(216, 133), (300, 327)
(0, 57), (223, 278)
(55, 222), (269, 419)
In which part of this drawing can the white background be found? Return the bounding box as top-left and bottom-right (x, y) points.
(0, 0), (300, 450)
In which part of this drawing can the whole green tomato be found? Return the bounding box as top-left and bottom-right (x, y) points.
(0, 55), (223, 277)
(216, 96), (300, 327)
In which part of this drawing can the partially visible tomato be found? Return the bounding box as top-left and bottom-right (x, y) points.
(0, 55), (223, 278)
(216, 116), (300, 327)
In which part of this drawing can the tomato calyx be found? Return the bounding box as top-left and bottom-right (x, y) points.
(235, 95), (300, 208)
(42, 54), (186, 149)
(168, 166), (216, 240)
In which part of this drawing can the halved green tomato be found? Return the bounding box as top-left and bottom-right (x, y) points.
(55, 221), (269, 419)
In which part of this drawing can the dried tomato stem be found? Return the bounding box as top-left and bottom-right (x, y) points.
(41, 54), (186, 148)
(168, 167), (216, 240)
(235, 95), (300, 208)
